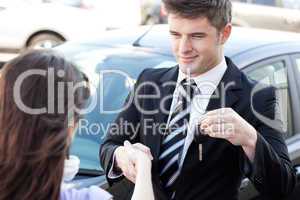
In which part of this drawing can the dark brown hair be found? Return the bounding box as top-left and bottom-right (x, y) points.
(0, 50), (90, 200)
(162, 0), (232, 30)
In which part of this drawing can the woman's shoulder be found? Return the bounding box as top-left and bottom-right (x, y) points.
(60, 186), (112, 200)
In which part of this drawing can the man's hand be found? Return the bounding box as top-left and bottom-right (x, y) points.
(115, 141), (153, 183)
(199, 108), (257, 161)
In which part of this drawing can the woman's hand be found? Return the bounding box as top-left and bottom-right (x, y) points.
(135, 146), (153, 171)
(123, 141), (153, 172)
(127, 140), (155, 200)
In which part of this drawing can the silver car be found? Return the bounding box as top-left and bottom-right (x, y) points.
(232, 1), (300, 33)
(0, 0), (106, 52)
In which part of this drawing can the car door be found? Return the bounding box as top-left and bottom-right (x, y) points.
(243, 56), (296, 138)
(283, 53), (300, 200)
(238, 55), (300, 200)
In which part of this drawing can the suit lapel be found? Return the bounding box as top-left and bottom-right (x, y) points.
(149, 66), (179, 160)
(206, 57), (242, 111)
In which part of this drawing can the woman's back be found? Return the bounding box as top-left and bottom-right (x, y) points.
(0, 50), (90, 200)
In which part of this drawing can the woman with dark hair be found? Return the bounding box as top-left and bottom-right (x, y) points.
(0, 50), (154, 200)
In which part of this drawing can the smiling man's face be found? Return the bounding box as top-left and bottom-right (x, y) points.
(168, 14), (230, 77)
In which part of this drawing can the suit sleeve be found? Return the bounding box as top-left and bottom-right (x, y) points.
(242, 86), (297, 199)
(99, 69), (148, 185)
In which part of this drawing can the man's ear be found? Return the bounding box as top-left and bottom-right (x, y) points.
(220, 23), (232, 45)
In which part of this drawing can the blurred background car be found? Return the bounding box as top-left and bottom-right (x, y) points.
(0, 0), (142, 53)
(141, 0), (167, 25)
(231, 0), (300, 32)
(53, 25), (300, 199)
(59, 0), (162, 26)
(55, 0), (143, 30)
(141, 0), (300, 33)
(233, 0), (300, 9)
(0, 0), (107, 52)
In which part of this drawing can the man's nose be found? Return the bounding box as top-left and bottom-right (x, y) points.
(179, 37), (193, 54)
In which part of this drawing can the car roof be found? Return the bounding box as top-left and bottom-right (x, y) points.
(136, 25), (300, 56)
(63, 24), (300, 58)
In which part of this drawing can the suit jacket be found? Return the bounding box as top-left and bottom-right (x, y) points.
(99, 57), (297, 200)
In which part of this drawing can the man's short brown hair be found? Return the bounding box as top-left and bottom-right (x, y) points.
(162, 0), (232, 31)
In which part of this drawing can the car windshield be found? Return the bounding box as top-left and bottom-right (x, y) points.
(66, 46), (176, 172)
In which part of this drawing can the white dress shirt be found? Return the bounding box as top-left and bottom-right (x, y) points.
(169, 58), (228, 168)
(108, 57), (227, 178)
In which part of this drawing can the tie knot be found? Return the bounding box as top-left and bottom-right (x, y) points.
(181, 78), (196, 86)
(180, 79), (199, 99)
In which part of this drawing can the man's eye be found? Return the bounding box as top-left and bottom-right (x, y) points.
(192, 35), (205, 39)
(170, 33), (180, 38)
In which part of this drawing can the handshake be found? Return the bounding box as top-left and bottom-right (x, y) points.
(114, 141), (154, 183)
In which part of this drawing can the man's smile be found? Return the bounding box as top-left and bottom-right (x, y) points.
(179, 55), (198, 63)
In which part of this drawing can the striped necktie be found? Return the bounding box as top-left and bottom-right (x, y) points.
(159, 79), (198, 198)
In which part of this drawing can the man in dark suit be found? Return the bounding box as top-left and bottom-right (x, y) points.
(100, 0), (297, 199)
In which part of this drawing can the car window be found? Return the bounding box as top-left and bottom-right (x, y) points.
(243, 59), (293, 138)
(67, 48), (175, 172)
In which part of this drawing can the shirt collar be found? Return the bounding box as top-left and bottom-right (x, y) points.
(176, 57), (227, 95)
